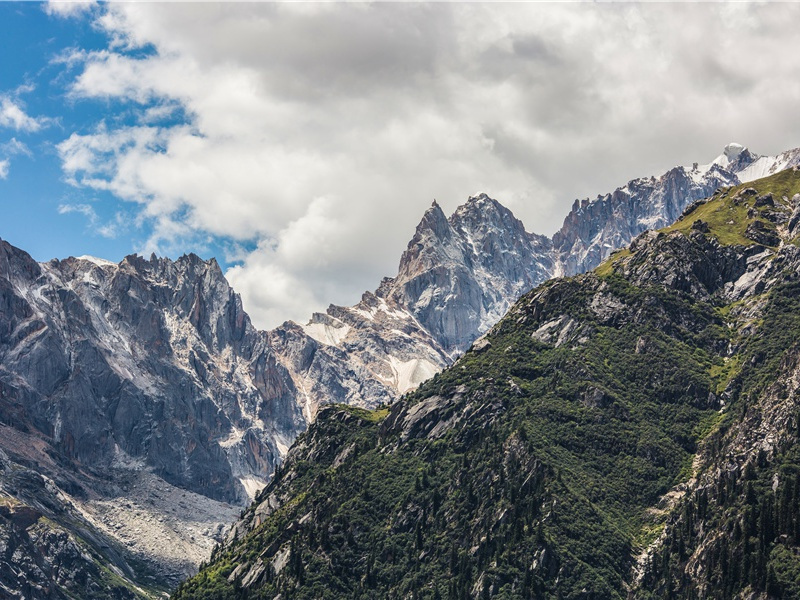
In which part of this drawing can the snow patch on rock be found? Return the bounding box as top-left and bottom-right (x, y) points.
(389, 356), (440, 395)
(302, 319), (351, 346)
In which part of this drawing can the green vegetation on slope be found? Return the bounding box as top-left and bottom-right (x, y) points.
(639, 278), (800, 599)
(175, 274), (731, 599)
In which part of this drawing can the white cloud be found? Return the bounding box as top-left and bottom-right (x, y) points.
(59, 202), (97, 220)
(0, 137), (33, 179)
(226, 257), (325, 331)
(225, 196), (388, 327)
(0, 98), (44, 132)
(96, 211), (127, 239)
(45, 1), (96, 19)
(56, 2), (800, 328)
(58, 202), (126, 239)
(1, 138), (32, 157)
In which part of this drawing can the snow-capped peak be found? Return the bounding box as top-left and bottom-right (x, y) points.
(723, 142), (746, 161)
(77, 255), (117, 268)
(710, 142), (751, 169)
(685, 142), (759, 184)
(691, 142), (800, 184)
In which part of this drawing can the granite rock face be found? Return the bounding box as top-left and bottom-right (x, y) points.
(0, 244), (304, 594)
(270, 194), (555, 419)
(553, 163), (739, 275)
(0, 448), (151, 600)
(552, 144), (800, 276)
(384, 194), (554, 355)
(175, 168), (800, 600)
(0, 245), (303, 504)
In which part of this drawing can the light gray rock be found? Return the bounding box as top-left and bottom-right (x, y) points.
(0, 243), (304, 592)
(0, 246), (304, 504)
(272, 145), (800, 422)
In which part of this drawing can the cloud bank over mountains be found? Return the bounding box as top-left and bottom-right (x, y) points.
(44, 2), (800, 328)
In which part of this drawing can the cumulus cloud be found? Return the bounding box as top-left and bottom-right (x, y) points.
(0, 88), (50, 179)
(55, 2), (800, 328)
(45, 1), (96, 19)
(0, 97), (45, 132)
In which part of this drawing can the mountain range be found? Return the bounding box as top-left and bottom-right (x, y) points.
(176, 167), (800, 599)
(271, 143), (800, 421)
(1, 143), (799, 597)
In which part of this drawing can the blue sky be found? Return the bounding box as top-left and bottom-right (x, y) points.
(3, 2), (800, 329)
(0, 3), (116, 260)
(0, 3), (232, 264)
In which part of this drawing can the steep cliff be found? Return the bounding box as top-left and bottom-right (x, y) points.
(0, 246), (306, 592)
(0, 246), (304, 503)
(0, 446), (157, 599)
(270, 194), (554, 420)
(553, 143), (800, 276)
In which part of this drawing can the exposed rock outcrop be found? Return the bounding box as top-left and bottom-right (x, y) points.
(0, 246), (303, 593)
(270, 144), (800, 422)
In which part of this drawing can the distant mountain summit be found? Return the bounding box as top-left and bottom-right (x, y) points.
(273, 142), (800, 418)
(386, 193), (553, 354)
(711, 142), (800, 181)
(553, 143), (800, 276)
(268, 192), (554, 424)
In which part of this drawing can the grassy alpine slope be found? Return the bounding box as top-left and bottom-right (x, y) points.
(174, 169), (800, 599)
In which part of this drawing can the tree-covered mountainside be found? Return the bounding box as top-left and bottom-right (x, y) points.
(173, 169), (800, 599)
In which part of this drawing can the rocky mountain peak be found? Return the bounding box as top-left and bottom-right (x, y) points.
(460, 192), (501, 212)
(723, 141), (746, 160)
(551, 146), (746, 276)
(263, 189), (560, 428)
(6, 145), (800, 598)
(413, 200), (451, 241)
(390, 195), (551, 350)
(0, 243), (306, 501)
(451, 192), (525, 237)
(468, 192), (491, 202)
(714, 141), (759, 172)
(0, 238), (42, 283)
